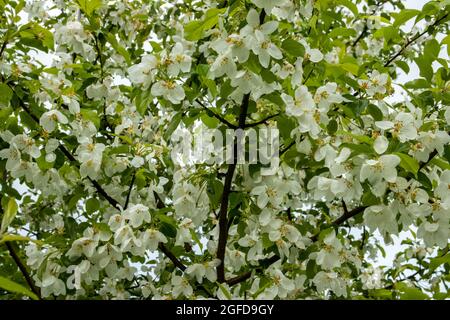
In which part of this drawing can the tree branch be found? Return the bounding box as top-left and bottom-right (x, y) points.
(217, 93), (250, 283)
(153, 191), (188, 271)
(124, 173), (136, 210)
(196, 99), (238, 129)
(10, 84), (185, 275)
(5, 242), (41, 299)
(279, 140), (296, 156)
(227, 204), (368, 286)
(245, 113), (280, 128)
(384, 12), (449, 67)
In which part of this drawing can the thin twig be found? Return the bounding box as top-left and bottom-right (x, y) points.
(245, 113), (280, 128)
(384, 12), (449, 67)
(196, 99), (238, 129)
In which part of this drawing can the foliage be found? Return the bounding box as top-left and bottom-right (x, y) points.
(0, 0), (449, 300)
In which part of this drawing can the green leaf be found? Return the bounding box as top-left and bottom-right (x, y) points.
(395, 60), (410, 74)
(184, 20), (204, 41)
(184, 8), (226, 41)
(336, 0), (358, 16)
(424, 39), (440, 60)
(201, 113), (220, 128)
(1, 197), (18, 235)
(163, 112), (182, 141)
(393, 152), (419, 176)
(217, 282), (232, 300)
(0, 234), (41, 246)
(417, 172), (432, 190)
(392, 9), (420, 27)
(367, 104), (383, 121)
(85, 198), (100, 213)
(442, 34), (450, 56)
(415, 56), (433, 82)
(429, 253), (450, 272)
(0, 83), (13, 107)
(105, 33), (131, 65)
(281, 38), (305, 57)
(76, 0), (103, 16)
(80, 109), (100, 129)
(327, 119), (338, 134)
(398, 285), (429, 300)
(0, 276), (39, 300)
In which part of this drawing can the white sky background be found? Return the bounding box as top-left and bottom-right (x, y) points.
(15, 0), (444, 270)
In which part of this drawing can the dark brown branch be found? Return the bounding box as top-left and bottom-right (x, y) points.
(351, 0), (386, 48)
(352, 24), (368, 47)
(245, 113), (280, 128)
(124, 173), (136, 210)
(384, 12), (449, 67)
(158, 243), (186, 271)
(5, 242), (41, 299)
(10, 84), (185, 274)
(217, 94), (250, 283)
(196, 99), (238, 129)
(227, 204), (368, 286)
(153, 191), (187, 271)
(280, 140), (296, 156)
(419, 150), (438, 170)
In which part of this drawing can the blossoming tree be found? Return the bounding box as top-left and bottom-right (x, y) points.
(1, 0), (450, 300)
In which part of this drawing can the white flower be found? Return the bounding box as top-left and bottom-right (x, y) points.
(140, 228), (167, 251)
(210, 34), (250, 63)
(313, 271), (347, 297)
(209, 50), (237, 79)
(360, 154), (400, 184)
(151, 80), (185, 104)
(314, 82), (347, 111)
(251, 0), (287, 14)
(40, 110), (68, 132)
(123, 204), (151, 228)
(185, 260), (219, 284)
(0, 144), (22, 171)
(128, 54), (158, 86)
(435, 170), (450, 208)
(250, 176), (289, 208)
(363, 205), (398, 235)
(241, 9), (281, 68)
(162, 43), (192, 77)
(11, 134), (41, 158)
(282, 85), (315, 117)
(315, 231), (343, 270)
(299, 39), (323, 63)
(375, 112), (417, 142)
(417, 220), (449, 249)
(171, 275), (193, 298)
(373, 135), (389, 154)
(359, 70), (388, 96)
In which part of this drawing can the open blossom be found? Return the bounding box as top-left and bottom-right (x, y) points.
(161, 43), (192, 77)
(359, 70), (388, 96)
(241, 9), (282, 68)
(151, 80), (185, 104)
(208, 50), (237, 79)
(360, 154), (400, 184)
(375, 112), (418, 142)
(128, 54), (158, 86)
(40, 110), (68, 132)
(314, 82), (348, 111)
(123, 204), (151, 228)
(210, 33), (250, 63)
(282, 85), (315, 117)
